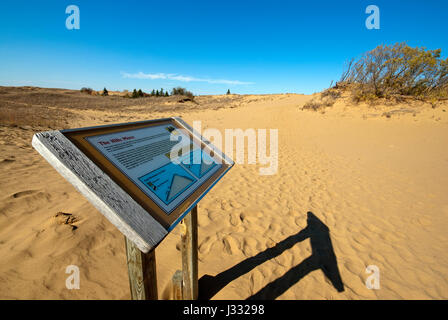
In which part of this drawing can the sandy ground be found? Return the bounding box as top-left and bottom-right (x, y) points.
(1, 90), (448, 299)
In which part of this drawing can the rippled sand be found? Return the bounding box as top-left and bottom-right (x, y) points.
(1, 88), (447, 299)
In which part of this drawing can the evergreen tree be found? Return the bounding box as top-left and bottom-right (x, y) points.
(156, 89), (159, 96)
(226, 89), (230, 95)
(151, 89), (155, 96)
(132, 89), (138, 98)
(138, 89), (143, 97)
(165, 91), (169, 97)
(160, 88), (164, 96)
(102, 87), (109, 96)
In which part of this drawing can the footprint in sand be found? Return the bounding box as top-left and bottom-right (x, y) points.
(1, 190), (52, 217)
(9, 190), (52, 204)
(274, 252), (291, 268)
(249, 270), (264, 294)
(1, 158), (15, 164)
(222, 235), (240, 255)
(229, 213), (241, 226)
(54, 212), (79, 231)
(242, 237), (258, 256)
(11, 190), (39, 199)
(197, 213), (211, 228)
(199, 235), (217, 255)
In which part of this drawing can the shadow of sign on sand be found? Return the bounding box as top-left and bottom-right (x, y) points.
(199, 211), (344, 300)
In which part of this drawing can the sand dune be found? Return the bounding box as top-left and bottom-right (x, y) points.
(1, 89), (447, 299)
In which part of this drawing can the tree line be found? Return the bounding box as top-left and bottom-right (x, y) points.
(80, 86), (196, 99)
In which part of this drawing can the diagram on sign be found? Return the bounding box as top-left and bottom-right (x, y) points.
(177, 148), (218, 179)
(139, 147), (220, 206)
(139, 162), (196, 205)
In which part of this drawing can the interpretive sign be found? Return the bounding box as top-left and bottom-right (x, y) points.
(32, 117), (234, 253)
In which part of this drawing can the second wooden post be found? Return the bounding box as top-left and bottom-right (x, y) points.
(125, 237), (158, 300)
(181, 205), (198, 300)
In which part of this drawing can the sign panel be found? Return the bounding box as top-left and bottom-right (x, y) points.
(32, 118), (233, 252)
(85, 123), (222, 214)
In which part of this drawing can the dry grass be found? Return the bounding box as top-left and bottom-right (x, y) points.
(0, 105), (73, 129)
(302, 88), (340, 112)
(0, 86), (247, 128)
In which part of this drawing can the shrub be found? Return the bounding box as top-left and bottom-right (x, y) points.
(171, 87), (194, 98)
(321, 88), (341, 100)
(302, 89), (339, 111)
(80, 87), (94, 95)
(302, 100), (323, 111)
(102, 87), (109, 96)
(339, 43), (448, 100)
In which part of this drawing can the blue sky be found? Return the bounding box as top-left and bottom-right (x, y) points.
(1, 0), (447, 95)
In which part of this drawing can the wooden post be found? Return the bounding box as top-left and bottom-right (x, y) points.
(172, 270), (183, 300)
(125, 237), (158, 300)
(181, 205), (198, 300)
